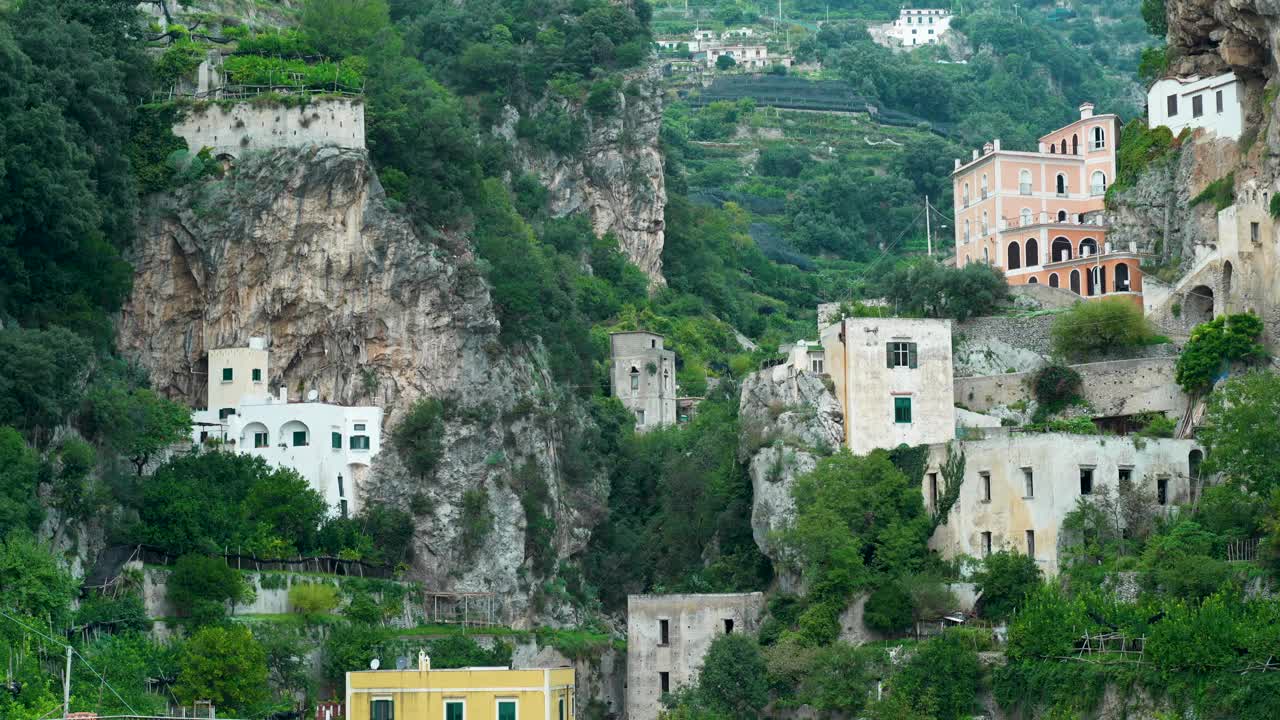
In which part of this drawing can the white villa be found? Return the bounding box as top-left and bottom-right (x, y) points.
(879, 7), (953, 48)
(191, 338), (382, 517)
(1147, 72), (1244, 141)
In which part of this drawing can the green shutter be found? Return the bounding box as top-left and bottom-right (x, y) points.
(445, 702), (464, 720)
(908, 343), (919, 369)
(498, 701), (517, 720)
(895, 397), (912, 423)
(293, 430), (307, 446)
(371, 700), (393, 720)
(331, 431), (342, 449)
(252, 368), (262, 381)
(886, 343), (894, 368)
(222, 367), (233, 381)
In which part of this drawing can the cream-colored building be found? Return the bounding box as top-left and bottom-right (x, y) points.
(610, 332), (677, 430)
(781, 339), (826, 374)
(821, 318), (955, 453)
(346, 659), (575, 720)
(924, 434), (1202, 575)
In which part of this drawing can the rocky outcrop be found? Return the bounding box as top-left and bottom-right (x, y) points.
(737, 365), (842, 582)
(1166, 0), (1277, 77)
(118, 145), (606, 624)
(498, 66), (667, 285)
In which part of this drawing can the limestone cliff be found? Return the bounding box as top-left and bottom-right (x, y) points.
(118, 146), (606, 624)
(737, 365), (842, 589)
(497, 66), (667, 285)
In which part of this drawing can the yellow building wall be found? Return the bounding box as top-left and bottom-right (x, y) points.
(346, 668), (575, 720)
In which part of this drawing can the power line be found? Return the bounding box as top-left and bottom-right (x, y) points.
(0, 609), (139, 717)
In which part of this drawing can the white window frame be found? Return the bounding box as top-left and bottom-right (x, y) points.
(444, 698), (466, 720)
(495, 698), (518, 720)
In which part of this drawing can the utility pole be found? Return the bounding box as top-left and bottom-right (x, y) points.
(925, 196), (933, 256)
(62, 645), (72, 719)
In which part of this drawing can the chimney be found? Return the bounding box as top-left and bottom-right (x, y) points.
(278, 386), (288, 403)
(972, 149), (979, 160)
(982, 142), (994, 155)
(1038, 142), (1047, 153)
(955, 158), (962, 170)
(419, 651), (431, 672)
(1079, 102), (1095, 119)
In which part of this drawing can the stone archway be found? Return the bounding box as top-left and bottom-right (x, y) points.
(1184, 285), (1215, 326)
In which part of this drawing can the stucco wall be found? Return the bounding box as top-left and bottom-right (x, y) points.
(626, 593), (765, 720)
(172, 98), (365, 159)
(954, 357), (1187, 418)
(925, 435), (1200, 576)
(610, 332), (677, 429)
(822, 318), (956, 453)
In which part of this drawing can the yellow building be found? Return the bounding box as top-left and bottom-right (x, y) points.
(346, 661), (575, 720)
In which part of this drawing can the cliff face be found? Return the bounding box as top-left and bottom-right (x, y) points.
(1166, 0), (1277, 77)
(118, 145), (606, 624)
(499, 66), (668, 285)
(737, 365), (843, 591)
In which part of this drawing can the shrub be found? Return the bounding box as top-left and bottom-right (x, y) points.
(891, 632), (981, 720)
(460, 487), (494, 558)
(1137, 412), (1176, 438)
(863, 580), (913, 633)
(1051, 299), (1156, 358)
(289, 582), (339, 617)
(1175, 313), (1266, 393)
(1271, 193), (1280, 219)
(155, 41), (206, 85)
(1030, 363), (1082, 416)
(392, 398), (446, 478)
(1190, 173), (1235, 211)
(167, 555), (251, 625)
(972, 550), (1042, 621)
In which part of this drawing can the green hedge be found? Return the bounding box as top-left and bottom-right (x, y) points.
(222, 55), (366, 90)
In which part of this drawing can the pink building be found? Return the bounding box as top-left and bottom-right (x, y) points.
(951, 104), (1142, 303)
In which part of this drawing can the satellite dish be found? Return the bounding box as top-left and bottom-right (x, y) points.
(307, 389), (320, 401)
(370, 658), (381, 670)
(395, 656), (410, 670)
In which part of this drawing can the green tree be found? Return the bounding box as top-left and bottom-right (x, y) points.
(0, 530), (76, 640)
(323, 622), (392, 690)
(253, 623), (312, 701)
(1199, 371), (1280, 495)
(174, 625), (269, 712)
(1051, 299), (1157, 358)
(971, 550), (1042, 621)
(166, 554), (251, 624)
(1140, 520), (1231, 599)
(890, 633), (981, 720)
(690, 633), (768, 717)
(289, 582), (340, 619)
(0, 428), (45, 534)
(715, 54), (737, 71)
(1175, 314), (1266, 394)
(242, 467), (327, 554)
(0, 327), (92, 442)
(85, 384), (192, 475)
(864, 579), (913, 634)
(302, 0), (390, 58)
(1141, 0), (1167, 38)
(875, 259), (1010, 321)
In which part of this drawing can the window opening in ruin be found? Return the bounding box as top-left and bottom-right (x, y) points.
(340, 499), (348, 518)
(929, 473), (939, 509)
(636, 409), (645, 426)
(659, 619), (669, 645)
(1118, 467), (1132, 484)
(724, 619), (734, 634)
(219, 408), (235, 420)
(630, 367), (640, 391)
(1080, 467), (1094, 495)
(1023, 468), (1034, 498)
(659, 672), (670, 694)
(1157, 477), (1169, 505)
(1026, 530), (1036, 557)
(980, 472), (991, 502)
(981, 531), (992, 556)
(1251, 222), (1260, 244)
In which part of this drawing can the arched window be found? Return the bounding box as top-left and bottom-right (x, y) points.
(1019, 169), (1032, 195)
(1115, 263), (1131, 291)
(1020, 208), (1032, 227)
(1091, 171), (1106, 195)
(1025, 238), (1039, 266)
(1072, 134), (1079, 155)
(629, 366), (640, 391)
(1052, 236), (1072, 262)
(963, 183), (970, 206)
(964, 219), (971, 242)
(1095, 266), (1107, 294)
(1028, 276), (1039, 284)
(1080, 238), (1098, 257)
(981, 174), (989, 199)
(1057, 210), (1068, 222)
(1049, 145), (1056, 154)
(242, 421), (269, 449)
(1070, 269), (1081, 294)
(1092, 126), (1105, 149)
(1060, 139), (1067, 154)
(981, 211), (989, 236)
(1056, 174), (1067, 195)
(1048, 273), (1060, 288)
(1007, 241), (1022, 269)
(280, 420), (311, 447)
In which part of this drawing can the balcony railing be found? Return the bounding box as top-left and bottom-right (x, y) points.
(998, 213), (1107, 231)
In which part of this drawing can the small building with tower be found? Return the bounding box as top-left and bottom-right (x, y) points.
(610, 332), (677, 430)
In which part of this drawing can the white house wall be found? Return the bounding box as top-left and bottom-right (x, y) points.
(1147, 73), (1243, 141)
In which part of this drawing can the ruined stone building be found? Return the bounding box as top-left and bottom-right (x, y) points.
(610, 331), (677, 430)
(626, 593), (765, 720)
(821, 317), (956, 454)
